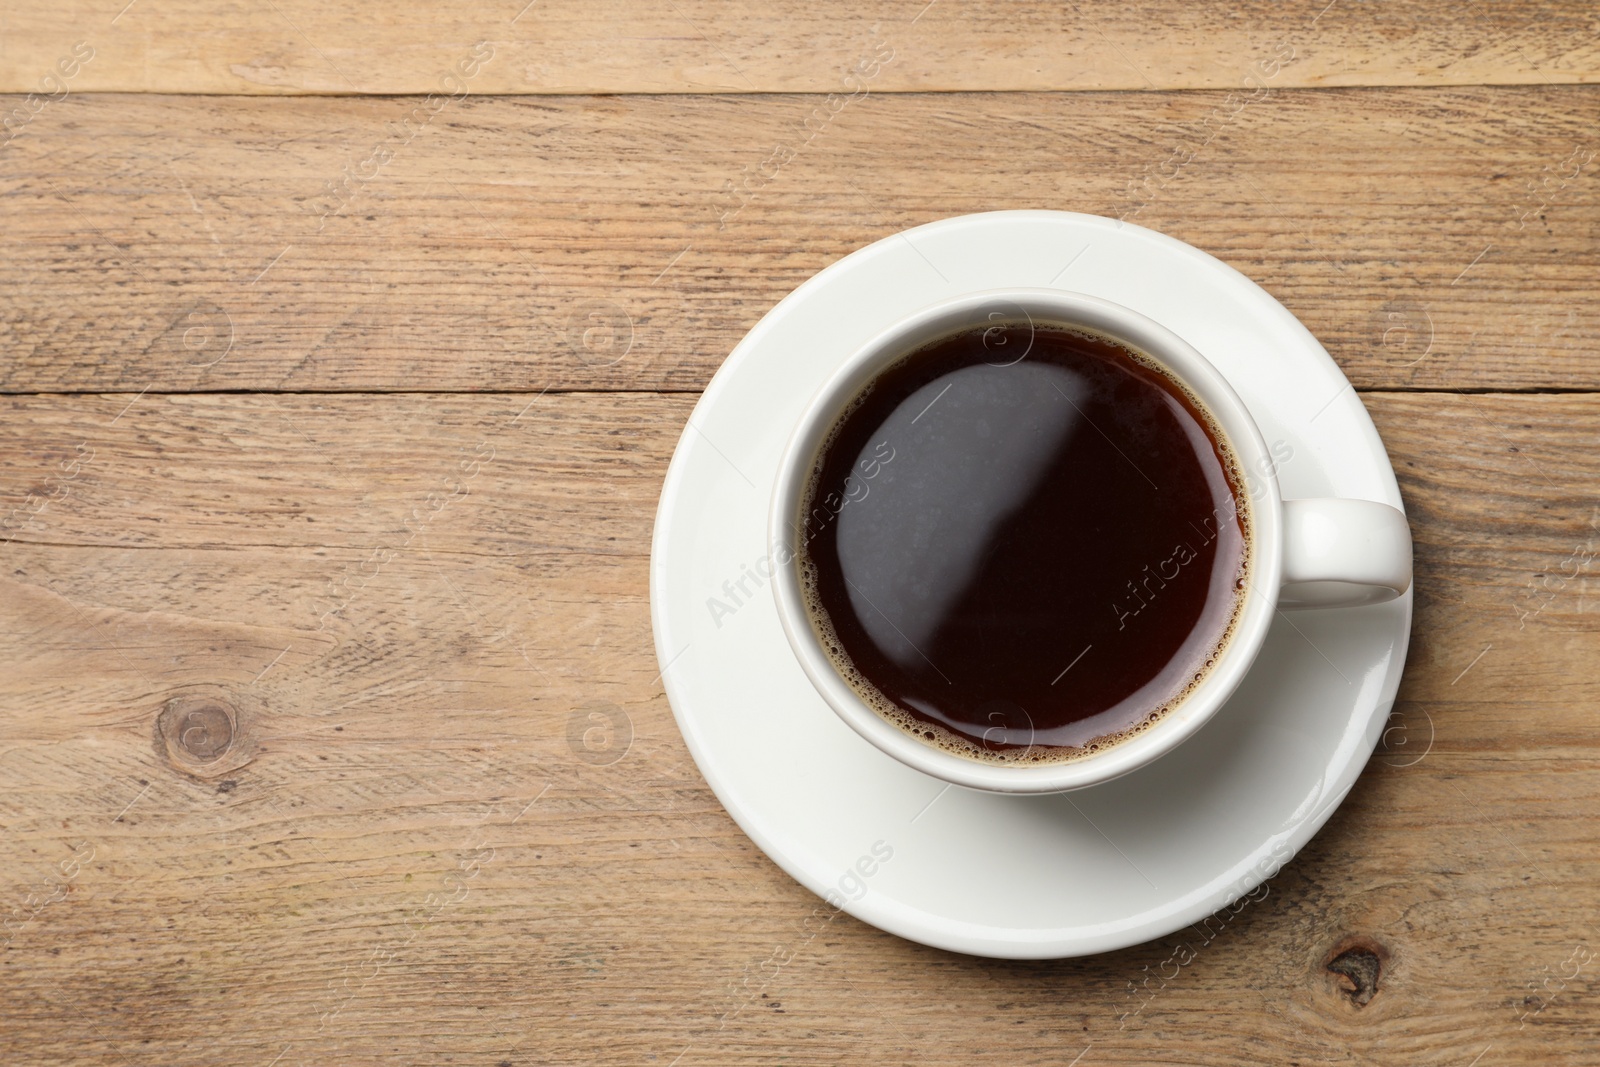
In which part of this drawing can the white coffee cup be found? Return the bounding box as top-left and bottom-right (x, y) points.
(768, 288), (1411, 794)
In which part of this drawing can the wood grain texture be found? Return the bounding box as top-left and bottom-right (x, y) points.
(2, 0), (1598, 95)
(2, 87), (1598, 395)
(1, 390), (1597, 1064)
(4, 9), (1599, 1062)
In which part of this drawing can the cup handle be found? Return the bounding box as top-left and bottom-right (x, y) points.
(1279, 498), (1412, 609)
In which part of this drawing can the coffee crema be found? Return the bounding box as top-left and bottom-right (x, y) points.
(797, 321), (1250, 764)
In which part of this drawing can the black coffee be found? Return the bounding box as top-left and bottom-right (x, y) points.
(798, 322), (1248, 763)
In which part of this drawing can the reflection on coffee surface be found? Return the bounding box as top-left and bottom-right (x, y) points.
(798, 322), (1249, 763)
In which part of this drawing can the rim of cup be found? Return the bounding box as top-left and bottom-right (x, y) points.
(768, 288), (1285, 794)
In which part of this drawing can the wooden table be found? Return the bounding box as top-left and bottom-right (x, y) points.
(2, 3), (1597, 1063)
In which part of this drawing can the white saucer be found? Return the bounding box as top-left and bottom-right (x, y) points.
(649, 210), (1412, 959)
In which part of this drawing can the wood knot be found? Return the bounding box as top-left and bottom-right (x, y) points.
(155, 689), (253, 778)
(1325, 938), (1387, 1006)
(170, 701), (233, 762)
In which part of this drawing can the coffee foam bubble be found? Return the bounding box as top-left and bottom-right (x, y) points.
(797, 321), (1254, 767)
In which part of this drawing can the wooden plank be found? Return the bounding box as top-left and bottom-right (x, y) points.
(0, 389), (1597, 1063)
(1, 0), (1597, 96)
(2, 88), (1597, 395)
